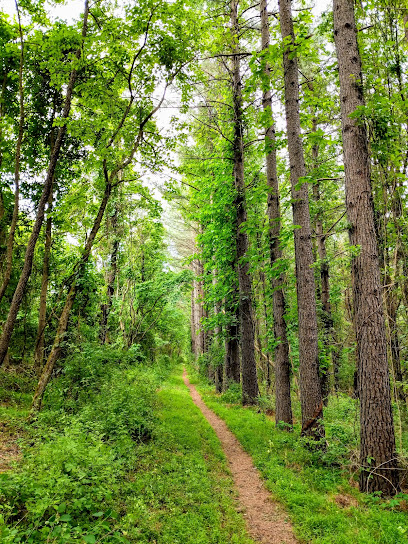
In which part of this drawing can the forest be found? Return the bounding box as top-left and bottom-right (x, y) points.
(0, 0), (408, 542)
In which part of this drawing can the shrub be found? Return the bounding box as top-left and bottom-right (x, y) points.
(0, 345), (163, 543)
(79, 368), (158, 442)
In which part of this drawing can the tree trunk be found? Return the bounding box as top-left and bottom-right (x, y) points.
(224, 285), (241, 385)
(197, 259), (206, 355)
(230, 0), (259, 405)
(224, 310), (240, 385)
(0, 10), (24, 305)
(260, 269), (272, 388)
(100, 207), (119, 344)
(261, 0), (292, 426)
(191, 256), (205, 357)
(310, 115), (340, 402)
(333, 0), (399, 494)
(30, 178), (112, 414)
(279, 0), (324, 438)
(0, 1), (89, 366)
(386, 294), (404, 402)
(33, 184), (53, 376)
(212, 268), (223, 393)
(191, 283), (197, 355)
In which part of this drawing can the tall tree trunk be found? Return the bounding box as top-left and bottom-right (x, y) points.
(310, 116), (339, 402)
(313, 176), (341, 399)
(191, 280), (197, 355)
(0, 1), (89, 366)
(279, 0), (323, 438)
(0, 6), (24, 305)
(261, 0), (292, 426)
(33, 183), (53, 376)
(333, 0), (399, 494)
(313, 179), (329, 402)
(259, 268), (272, 388)
(213, 270), (223, 393)
(224, 298), (241, 385)
(30, 178), (112, 414)
(0, 191), (6, 264)
(197, 259), (206, 355)
(100, 206), (119, 344)
(230, 0), (259, 405)
(385, 293), (404, 402)
(191, 256), (205, 357)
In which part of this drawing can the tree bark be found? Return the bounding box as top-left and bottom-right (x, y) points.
(230, 0), (259, 405)
(191, 256), (205, 357)
(30, 178), (112, 414)
(213, 270), (223, 393)
(333, 0), (399, 494)
(386, 293), (404, 402)
(224, 306), (241, 385)
(261, 0), (292, 426)
(0, 1), (89, 366)
(191, 280), (197, 355)
(197, 259), (206, 355)
(279, 0), (324, 438)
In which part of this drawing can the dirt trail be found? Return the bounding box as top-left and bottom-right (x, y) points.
(183, 370), (297, 544)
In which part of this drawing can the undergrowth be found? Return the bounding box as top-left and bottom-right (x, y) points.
(190, 368), (408, 544)
(0, 349), (257, 543)
(0, 345), (167, 543)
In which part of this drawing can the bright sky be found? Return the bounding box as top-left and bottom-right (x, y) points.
(1, 0), (85, 22)
(2, 0), (331, 22)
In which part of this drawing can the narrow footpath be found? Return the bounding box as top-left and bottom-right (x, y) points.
(183, 370), (297, 544)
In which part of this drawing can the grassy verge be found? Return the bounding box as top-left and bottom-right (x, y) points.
(0, 355), (256, 543)
(120, 370), (255, 543)
(189, 369), (408, 544)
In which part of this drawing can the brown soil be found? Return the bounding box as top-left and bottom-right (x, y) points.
(0, 422), (21, 472)
(333, 493), (359, 509)
(183, 370), (297, 544)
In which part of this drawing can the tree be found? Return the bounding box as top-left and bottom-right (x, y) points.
(0, 0), (90, 366)
(260, 0), (292, 426)
(279, 0), (324, 439)
(0, 3), (23, 306)
(333, 0), (399, 494)
(230, 0), (259, 405)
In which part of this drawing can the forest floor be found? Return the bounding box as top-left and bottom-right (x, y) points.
(190, 369), (408, 543)
(1, 361), (408, 543)
(183, 369), (297, 544)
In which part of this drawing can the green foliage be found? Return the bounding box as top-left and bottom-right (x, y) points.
(0, 346), (162, 543)
(0, 370), (36, 405)
(0, 362), (259, 544)
(79, 367), (157, 442)
(192, 372), (408, 544)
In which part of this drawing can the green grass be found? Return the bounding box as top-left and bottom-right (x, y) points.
(190, 369), (408, 544)
(120, 370), (256, 543)
(0, 362), (256, 543)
